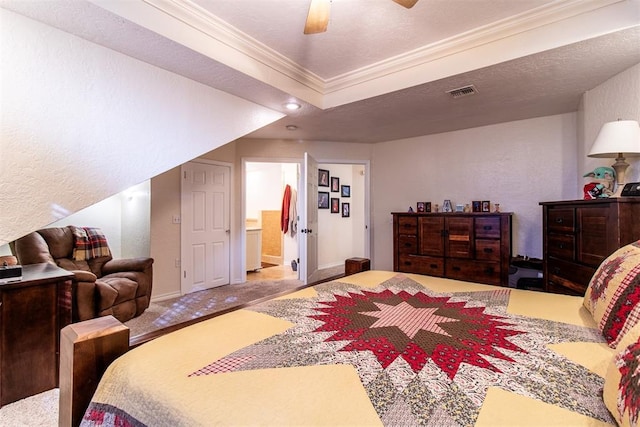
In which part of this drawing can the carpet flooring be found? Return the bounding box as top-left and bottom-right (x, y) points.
(0, 264), (345, 426)
(125, 277), (305, 337)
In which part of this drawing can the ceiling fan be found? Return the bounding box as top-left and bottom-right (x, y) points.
(304, 0), (419, 34)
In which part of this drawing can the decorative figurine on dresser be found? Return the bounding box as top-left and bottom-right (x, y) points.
(392, 210), (512, 286)
(540, 198), (640, 295)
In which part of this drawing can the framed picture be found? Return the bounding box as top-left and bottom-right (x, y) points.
(318, 191), (329, 209)
(442, 199), (453, 213)
(417, 202), (426, 212)
(330, 198), (340, 213)
(455, 204), (464, 212)
(341, 185), (351, 198)
(472, 201), (481, 212)
(482, 200), (490, 212)
(342, 202), (350, 217)
(331, 177), (340, 192)
(425, 202), (432, 212)
(318, 169), (330, 187)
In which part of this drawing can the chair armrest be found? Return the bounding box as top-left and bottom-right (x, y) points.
(68, 270), (98, 321)
(102, 257), (153, 275)
(71, 270), (97, 282)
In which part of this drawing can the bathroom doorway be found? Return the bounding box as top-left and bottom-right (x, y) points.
(242, 158), (370, 284)
(244, 161), (299, 281)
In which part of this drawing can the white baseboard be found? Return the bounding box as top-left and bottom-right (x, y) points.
(150, 291), (182, 303)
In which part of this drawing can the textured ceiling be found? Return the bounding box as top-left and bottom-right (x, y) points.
(2, 0), (639, 143)
(193, 0), (551, 79)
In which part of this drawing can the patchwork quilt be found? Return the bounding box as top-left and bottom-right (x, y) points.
(81, 271), (617, 426)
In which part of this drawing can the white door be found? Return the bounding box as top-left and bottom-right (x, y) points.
(299, 153), (320, 284)
(181, 161), (230, 294)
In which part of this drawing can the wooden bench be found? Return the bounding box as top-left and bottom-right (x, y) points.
(345, 258), (370, 276)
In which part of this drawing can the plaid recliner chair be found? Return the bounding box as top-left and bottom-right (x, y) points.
(11, 226), (153, 323)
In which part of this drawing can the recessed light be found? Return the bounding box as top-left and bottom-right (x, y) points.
(284, 102), (301, 111)
(286, 125), (298, 131)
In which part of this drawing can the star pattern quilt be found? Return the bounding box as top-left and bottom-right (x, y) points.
(81, 271), (617, 426)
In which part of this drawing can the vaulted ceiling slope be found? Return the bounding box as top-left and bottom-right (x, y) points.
(2, 0), (639, 143)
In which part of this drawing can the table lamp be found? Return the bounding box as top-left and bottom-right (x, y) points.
(588, 119), (640, 196)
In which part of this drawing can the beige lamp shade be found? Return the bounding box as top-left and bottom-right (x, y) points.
(588, 120), (640, 196)
(588, 120), (640, 158)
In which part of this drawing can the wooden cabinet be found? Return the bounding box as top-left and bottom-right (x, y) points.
(246, 228), (262, 271)
(392, 212), (512, 286)
(0, 263), (73, 406)
(540, 198), (640, 295)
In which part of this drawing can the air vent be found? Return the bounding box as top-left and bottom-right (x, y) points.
(446, 85), (478, 99)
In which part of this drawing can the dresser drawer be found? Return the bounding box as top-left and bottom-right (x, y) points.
(475, 239), (500, 261)
(547, 257), (594, 294)
(547, 209), (575, 233)
(397, 235), (417, 254)
(547, 234), (575, 260)
(397, 216), (418, 234)
(446, 259), (501, 286)
(475, 217), (501, 239)
(398, 255), (444, 276)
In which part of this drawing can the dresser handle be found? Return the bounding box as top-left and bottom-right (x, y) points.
(555, 218), (563, 224)
(430, 264), (438, 269)
(558, 243), (564, 249)
(483, 248), (493, 253)
(485, 267), (495, 274)
(483, 225), (492, 230)
(404, 261), (411, 266)
(553, 267), (561, 275)
(452, 266), (461, 271)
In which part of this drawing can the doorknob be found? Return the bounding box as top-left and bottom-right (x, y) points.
(226, 230), (230, 234)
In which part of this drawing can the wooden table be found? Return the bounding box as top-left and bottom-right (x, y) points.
(0, 263), (73, 406)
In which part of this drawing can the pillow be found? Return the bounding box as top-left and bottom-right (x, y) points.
(583, 240), (640, 348)
(603, 323), (640, 427)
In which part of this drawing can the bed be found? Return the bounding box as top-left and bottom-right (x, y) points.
(70, 242), (640, 427)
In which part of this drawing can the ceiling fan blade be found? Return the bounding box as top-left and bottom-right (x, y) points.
(304, 0), (330, 34)
(393, 0), (419, 8)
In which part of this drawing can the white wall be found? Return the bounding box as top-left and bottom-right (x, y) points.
(0, 9), (283, 245)
(371, 113), (578, 270)
(580, 63), (640, 195)
(317, 163), (366, 269)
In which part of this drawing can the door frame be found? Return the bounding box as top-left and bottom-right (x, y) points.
(317, 158), (371, 261)
(180, 158), (234, 293)
(240, 156), (371, 283)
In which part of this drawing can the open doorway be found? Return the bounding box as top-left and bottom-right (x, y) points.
(244, 161), (299, 281)
(243, 159), (369, 284)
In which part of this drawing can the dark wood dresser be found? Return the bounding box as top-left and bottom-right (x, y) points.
(392, 212), (512, 286)
(0, 263), (73, 406)
(540, 198), (640, 295)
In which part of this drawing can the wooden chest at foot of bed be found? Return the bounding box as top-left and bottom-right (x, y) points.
(345, 258), (371, 275)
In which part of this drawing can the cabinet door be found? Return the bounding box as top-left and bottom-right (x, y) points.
(446, 217), (473, 259)
(577, 206), (615, 267)
(1, 283), (58, 405)
(419, 217), (444, 256)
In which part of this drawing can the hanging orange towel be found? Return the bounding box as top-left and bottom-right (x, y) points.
(281, 184), (292, 234)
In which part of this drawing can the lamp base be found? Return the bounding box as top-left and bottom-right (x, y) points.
(610, 154), (629, 198)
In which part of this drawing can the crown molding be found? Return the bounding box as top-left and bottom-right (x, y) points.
(144, 0), (325, 93)
(144, 0), (624, 103)
(324, 0), (624, 92)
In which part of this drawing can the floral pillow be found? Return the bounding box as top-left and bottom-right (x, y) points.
(603, 323), (640, 427)
(583, 240), (640, 348)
